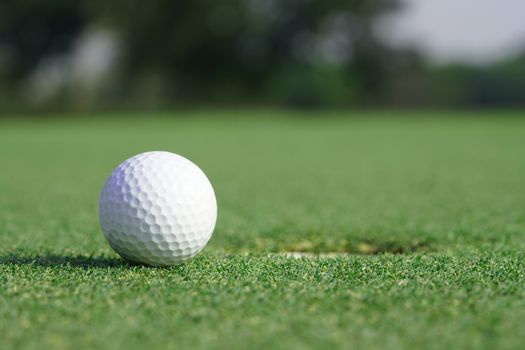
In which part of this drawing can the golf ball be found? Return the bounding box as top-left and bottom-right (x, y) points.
(99, 151), (217, 266)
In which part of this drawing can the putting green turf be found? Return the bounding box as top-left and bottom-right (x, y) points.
(1, 111), (524, 349)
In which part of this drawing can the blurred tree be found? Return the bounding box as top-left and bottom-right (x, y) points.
(2, 0), (522, 109)
(102, 0), (401, 104)
(466, 55), (525, 106)
(0, 0), (95, 83)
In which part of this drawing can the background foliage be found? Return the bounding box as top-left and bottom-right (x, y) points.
(0, 0), (524, 109)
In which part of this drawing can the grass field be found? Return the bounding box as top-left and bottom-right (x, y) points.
(1, 110), (525, 349)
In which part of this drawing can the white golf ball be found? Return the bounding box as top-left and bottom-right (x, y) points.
(99, 151), (217, 266)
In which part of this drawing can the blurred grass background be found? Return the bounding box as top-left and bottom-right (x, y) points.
(2, 111), (524, 255)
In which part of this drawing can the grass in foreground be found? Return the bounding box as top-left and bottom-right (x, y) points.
(1, 110), (525, 349)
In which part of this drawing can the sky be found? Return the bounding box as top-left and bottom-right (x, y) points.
(379, 0), (525, 64)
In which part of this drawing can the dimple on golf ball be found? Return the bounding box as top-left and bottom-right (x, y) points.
(99, 151), (217, 266)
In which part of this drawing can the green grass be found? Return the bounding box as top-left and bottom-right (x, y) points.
(1, 110), (525, 349)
